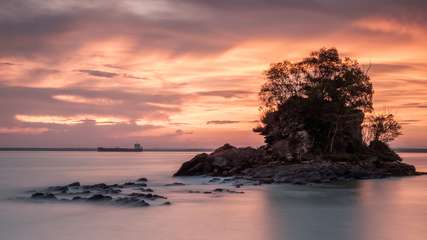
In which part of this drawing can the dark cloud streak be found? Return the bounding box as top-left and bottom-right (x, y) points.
(1, 0), (426, 60)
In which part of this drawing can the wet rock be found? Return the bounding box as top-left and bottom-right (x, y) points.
(67, 182), (80, 187)
(115, 197), (149, 207)
(213, 188), (225, 192)
(128, 193), (166, 200)
(173, 153), (211, 176)
(138, 188), (154, 192)
(31, 192), (57, 200)
(174, 144), (264, 176)
(102, 188), (121, 194)
(83, 183), (108, 190)
(224, 177), (237, 182)
(87, 194), (112, 202)
(137, 177), (148, 182)
(209, 177), (221, 183)
(26, 179), (170, 208)
(174, 141), (421, 185)
(134, 183), (147, 187)
(188, 190), (201, 193)
(213, 188), (244, 194)
(47, 185), (68, 192)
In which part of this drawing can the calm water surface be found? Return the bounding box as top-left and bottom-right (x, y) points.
(0, 151), (426, 240)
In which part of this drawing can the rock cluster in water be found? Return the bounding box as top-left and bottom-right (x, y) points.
(174, 142), (422, 185)
(25, 177), (250, 208)
(27, 178), (170, 207)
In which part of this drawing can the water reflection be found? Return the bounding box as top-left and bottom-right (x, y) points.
(262, 182), (363, 240)
(0, 151), (426, 240)
(262, 174), (427, 240)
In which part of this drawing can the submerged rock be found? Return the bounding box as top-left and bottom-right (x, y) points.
(26, 180), (172, 208)
(137, 177), (148, 182)
(164, 182), (186, 186)
(138, 188), (154, 192)
(72, 196), (83, 201)
(115, 197), (150, 207)
(128, 193), (167, 200)
(82, 183), (109, 190)
(213, 188), (244, 194)
(87, 194), (112, 202)
(47, 185), (68, 193)
(67, 182), (80, 187)
(134, 183), (147, 187)
(31, 192), (57, 200)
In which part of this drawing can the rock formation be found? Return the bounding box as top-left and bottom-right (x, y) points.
(174, 141), (420, 184)
(174, 48), (423, 184)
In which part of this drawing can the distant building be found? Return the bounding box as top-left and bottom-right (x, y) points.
(134, 143), (142, 150)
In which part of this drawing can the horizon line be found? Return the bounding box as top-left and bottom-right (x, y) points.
(1, 146), (427, 153)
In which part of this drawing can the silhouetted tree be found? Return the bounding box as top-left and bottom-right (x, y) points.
(255, 48), (374, 153)
(364, 113), (402, 143)
(259, 48), (373, 112)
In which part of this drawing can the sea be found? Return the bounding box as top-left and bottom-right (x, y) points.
(0, 151), (426, 240)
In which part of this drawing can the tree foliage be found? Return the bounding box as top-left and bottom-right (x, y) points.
(364, 113), (402, 143)
(259, 48), (373, 113)
(255, 48), (375, 152)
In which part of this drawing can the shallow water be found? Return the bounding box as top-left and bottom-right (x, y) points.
(0, 151), (426, 240)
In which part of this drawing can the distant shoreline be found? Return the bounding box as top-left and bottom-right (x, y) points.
(0, 147), (212, 152)
(0, 147), (426, 153)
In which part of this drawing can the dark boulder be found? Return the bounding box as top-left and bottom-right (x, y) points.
(173, 153), (212, 176)
(174, 144), (264, 176)
(137, 177), (148, 182)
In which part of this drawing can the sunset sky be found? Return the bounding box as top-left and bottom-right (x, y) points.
(0, 0), (426, 148)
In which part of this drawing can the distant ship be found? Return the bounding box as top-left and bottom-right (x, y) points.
(97, 143), (143, 152)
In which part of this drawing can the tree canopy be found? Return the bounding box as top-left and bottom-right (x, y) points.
(259, 48), (373, 113)
(255, 48), (377, 153)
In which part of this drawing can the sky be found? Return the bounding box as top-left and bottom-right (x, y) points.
(0, 0), (426, 148)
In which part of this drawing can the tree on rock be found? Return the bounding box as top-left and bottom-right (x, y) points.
(364, 113), (402, 143)
(255, 48), (374, 154)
